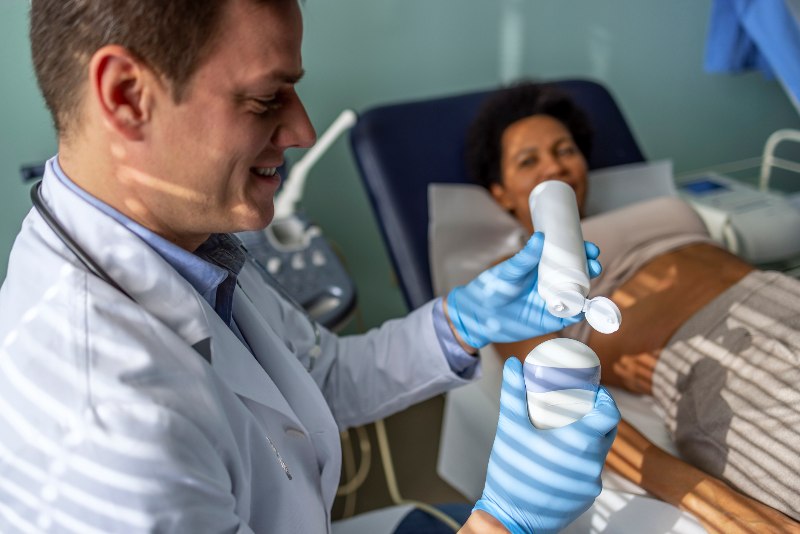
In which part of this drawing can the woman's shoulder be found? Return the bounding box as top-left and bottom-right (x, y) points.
(581, 197), (708, 256)
(584, 196), (701, 230)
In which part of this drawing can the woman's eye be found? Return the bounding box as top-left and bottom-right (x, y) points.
(519, 156), (538, 167)
(558, 145), (578, 156)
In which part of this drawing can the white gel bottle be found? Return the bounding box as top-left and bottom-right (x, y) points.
(524, 338), (600, 429)
(529, 180), (621, 334)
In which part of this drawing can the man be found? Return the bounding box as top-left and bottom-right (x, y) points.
(0, 1), (619, 532)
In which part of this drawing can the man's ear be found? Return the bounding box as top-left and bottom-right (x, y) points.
(490, 182), (515, 212)
(89, 45), (156, 140)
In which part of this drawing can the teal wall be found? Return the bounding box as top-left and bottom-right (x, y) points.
(2, 0), (799, 329)
(0, 1), (58, 282)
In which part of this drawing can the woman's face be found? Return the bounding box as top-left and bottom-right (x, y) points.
(490, 114), (588, 233)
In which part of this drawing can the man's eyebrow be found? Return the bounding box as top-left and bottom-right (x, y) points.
(236, 69), (305, 98)
(262, 68), (306, 85)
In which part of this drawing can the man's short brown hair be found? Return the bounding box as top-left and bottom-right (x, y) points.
(30, 0), (230, 135)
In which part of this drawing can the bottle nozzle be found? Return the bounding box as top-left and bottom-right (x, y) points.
(546, 289), (585, 318)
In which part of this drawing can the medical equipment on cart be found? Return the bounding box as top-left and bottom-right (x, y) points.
(678, 173), (800, 264)
(677, 129), (800, 265)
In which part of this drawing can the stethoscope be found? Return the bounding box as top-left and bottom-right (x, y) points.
(31, 181), (134, 301)
(30, 181), (322, 370)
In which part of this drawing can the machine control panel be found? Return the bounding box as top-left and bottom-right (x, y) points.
(237, 214), (356, 330)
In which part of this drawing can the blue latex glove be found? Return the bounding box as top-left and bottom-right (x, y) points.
(446, 233), (601, 349)
(474, 358), (619, 534)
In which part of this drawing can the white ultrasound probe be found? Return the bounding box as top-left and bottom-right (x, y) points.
(524, 338), (600, 429)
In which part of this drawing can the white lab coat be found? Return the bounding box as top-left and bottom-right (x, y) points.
(0, 166), (473, 533)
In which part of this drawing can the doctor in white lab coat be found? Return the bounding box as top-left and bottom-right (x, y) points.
(0, 160), (469, 532)
(1, 0), (619, 532)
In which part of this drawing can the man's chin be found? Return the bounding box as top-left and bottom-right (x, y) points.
(232, 209), (275, 234)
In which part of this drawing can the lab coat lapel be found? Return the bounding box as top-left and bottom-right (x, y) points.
(232, 275), (338, 436)
(203, 297), (300, 423)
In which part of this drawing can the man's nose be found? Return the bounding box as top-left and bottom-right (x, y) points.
(274, 92), (316, 150)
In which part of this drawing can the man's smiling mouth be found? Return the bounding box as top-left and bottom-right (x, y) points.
(251, 167), (277, 177)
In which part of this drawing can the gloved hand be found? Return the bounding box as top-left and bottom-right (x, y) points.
(446, 233), (601, 349)
(474, 357), (620, 534)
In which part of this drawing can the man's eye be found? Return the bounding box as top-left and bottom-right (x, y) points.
(519, 157), (537, 167)
(251, 97), (282, 115)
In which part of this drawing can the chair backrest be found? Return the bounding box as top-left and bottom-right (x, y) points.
(349, 79), (645, 310)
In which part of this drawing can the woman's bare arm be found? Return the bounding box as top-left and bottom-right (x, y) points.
(608, 419), (800, 533)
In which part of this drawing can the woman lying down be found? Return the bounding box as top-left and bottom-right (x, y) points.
(455, 82), (799, 533)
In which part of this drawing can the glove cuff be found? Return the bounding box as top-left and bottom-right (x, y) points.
(473, 499), (527, 534)
(446, 287), (483, 349)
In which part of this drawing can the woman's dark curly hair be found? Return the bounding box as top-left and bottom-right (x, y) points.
(465, 82), (593, 190)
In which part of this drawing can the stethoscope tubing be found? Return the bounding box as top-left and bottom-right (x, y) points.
(31, 181), (135, 301)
